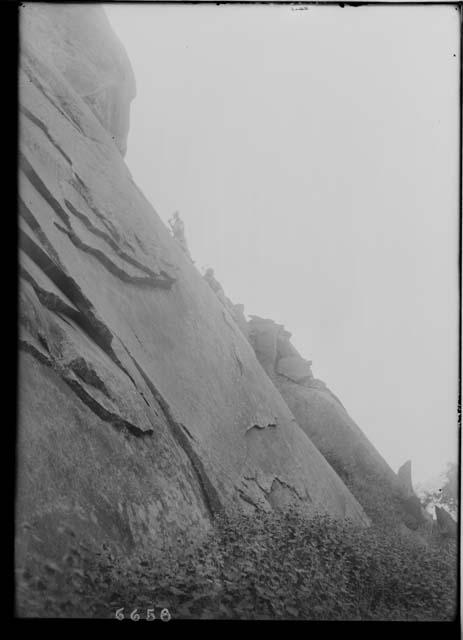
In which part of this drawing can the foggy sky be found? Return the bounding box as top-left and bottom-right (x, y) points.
(105, 4), (459, 485)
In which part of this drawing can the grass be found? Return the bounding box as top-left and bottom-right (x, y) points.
(16, 507), (457, 620)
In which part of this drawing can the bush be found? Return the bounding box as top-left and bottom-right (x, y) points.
(16, 508), (457, 620)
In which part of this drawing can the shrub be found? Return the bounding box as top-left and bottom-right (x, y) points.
(16, 508), (457, 620)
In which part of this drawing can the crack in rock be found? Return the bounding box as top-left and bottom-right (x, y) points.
(179, 423), (196, 442)
(20, 153), (72, 230)
(63, 199), (172, 283)
(245, 421), (278, 434)
(71, 172), (127, 245)
(20, 153), (175, 290)
(68, 356), (113, 399)
(243, 473), (310, 504)
(21, 55), (87, 138)
(20, 264), (80, 321)
(243, 474), (270, 496)
(122, 347), (223, 519)
(53, 221), (175, 289)
(20, 229), (116, 358)
(20, 105), (73, 166)
(19, 338), (152, 438)
(19, 198), (64, 267)
(236, 487), (263, 510)
(19, 237), (147, 409)
(269, 477), (305, 501)
(233, 349), (244, 376)
(19, 239), (171, 444)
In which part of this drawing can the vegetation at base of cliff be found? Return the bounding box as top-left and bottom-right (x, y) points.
(321, 450), (428, 530)
(16, 509), (457, 620)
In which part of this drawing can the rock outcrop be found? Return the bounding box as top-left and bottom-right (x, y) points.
(397, 460), (415, 498)
(247, 317), (426, 529)
(17, 3), (370, 574)
(435, 507), (458, 539)
(396, 460), (431, 528)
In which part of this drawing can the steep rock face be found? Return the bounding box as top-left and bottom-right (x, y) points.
(248, 317), (425, 529)
(17, 4), (370, 569)
(21, 4), (136, 156)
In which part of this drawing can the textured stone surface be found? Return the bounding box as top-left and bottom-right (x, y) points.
(397, 460), (415, 498)
(17, 4), (370, 570)
(20, 4), (136, 156)
(248, 317), (427, 528)
(435, 507), (457, 538)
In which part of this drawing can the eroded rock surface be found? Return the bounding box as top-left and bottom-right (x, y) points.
(17, 4), (370, 573)
(248, 317), (427, 529)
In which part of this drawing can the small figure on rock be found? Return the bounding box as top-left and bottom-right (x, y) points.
(203, 268), (225, 296)
(168, 211), (192, 258)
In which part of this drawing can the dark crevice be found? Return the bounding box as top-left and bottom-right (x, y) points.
(20, 155), (175, 289)
(64, 199), (174, 282)
(20, 105), (73, 166)
(20, 153), (71, 229)
(53, 221), (175, 289)
(37, 333), (50, 353)
(236, 488), (261, 510)
(245, 422), (278, 434)
(20, 229), (116, 358)
(59, 201), (176, 288)
(122, 347), (223, 519)
(179, 423), (196, 442)
(69, 357), (113, 399)
(269, 477), (305, 501)
(19, 198), (63, 266)
(19, 339), (152, 439)
(234, 350), (244, 376)
(243, 473), (309, 505)
(22, 58), (87, 138)
(64, 377), (153, 438)
(19, 338), (53, 368)
(71, 172), (123, 244)
(20, 265), (80, 319)
(20, 238), (158, 435)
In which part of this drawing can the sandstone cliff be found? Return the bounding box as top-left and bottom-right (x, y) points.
(17, 4), (370, 569)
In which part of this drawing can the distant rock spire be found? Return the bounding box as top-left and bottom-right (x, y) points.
(397, 460), (414, 498)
